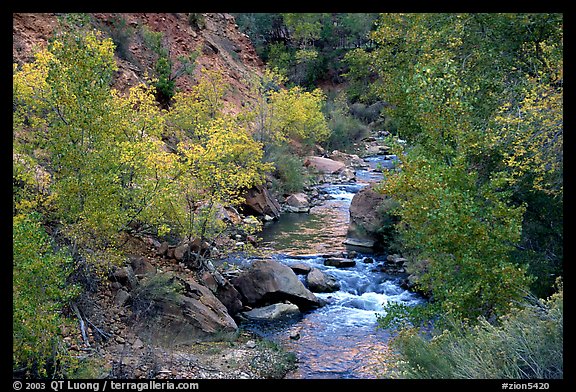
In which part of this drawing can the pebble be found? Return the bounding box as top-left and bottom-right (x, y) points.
(115, 336), (125, 344)
(245, 340), (256, 349)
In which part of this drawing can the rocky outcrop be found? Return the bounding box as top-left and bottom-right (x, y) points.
(230, 259), (320, 310)
(306, 268), (340, 293)
(241, 184), (281, 219)
(344, 183), (397, 249)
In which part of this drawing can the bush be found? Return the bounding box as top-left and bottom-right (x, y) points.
(267, 147), (306, 194)
(325, 110), (369, 153)
(386, 285), (563, 379)
(13, 213), (79, 378)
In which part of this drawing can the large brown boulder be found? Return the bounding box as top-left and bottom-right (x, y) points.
(304, 156), (346, 174)
(231, 259), (320, 310)
(241, 184), (281, 219)
(344, 183), (398, 249)
(150, 275), (238, 343)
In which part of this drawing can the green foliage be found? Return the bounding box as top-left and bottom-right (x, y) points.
(266, 146), (307, 194)
(243, 68), (330, 156)
(360, 13), (563, 322)
(13, 28), (129, 271)
(324, 92), (369, 153)
(385, 286), (563, 379)
(234, 13), (378, 87)
(383, 149), (531, 321)
(140, 25), (198, 106)
(188, 13), (205, 30)
(13, 213), (79, 378)
(267, 42), (292, 79)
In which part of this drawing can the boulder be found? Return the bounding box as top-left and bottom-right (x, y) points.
(306, 268), (340, 293)
(328, 150), (368, 169)
(289, 263), (312, 275)
(324, 258), (356, 268)
(345, 183), (397, 249)
(241, 184), (281, 219)
(337, 167), (356, 182)
(129, 256), (157, 278)
(304, 156), (346, 174)
(156, 241), (169, 257)
(214, 279), (244, 316)
(242, 303), (300, 321)
(285, 192), (310, 213)
(387, 254), (408, 266)
(110, 265), (138, 290)
(114, 289), (131, 307)
(152, 275), (238, 342)
(231, 259), (320, 310)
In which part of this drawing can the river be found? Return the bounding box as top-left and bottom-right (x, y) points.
(239, 154), (423, 379)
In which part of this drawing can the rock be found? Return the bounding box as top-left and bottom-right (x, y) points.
(329, 150), (368, 169)
(285, 192), (310, 212)
(387, 254), (407, 266)
(114, 289), (131, 307)
(152, 275), (239, 342)
(174, 242), (189, 261)
(362, 257), (375, 264)
(115, 335), (126, 344)
(110, 265), (138, 289)
(343, 238), (376, 248)
(346, 250), (358, 259)
(324, 258), (356, 268)
(201, 271), (218, 292)
(231, 259), (320, 310)
(242, 302), (300, 320)
(338, 167), (356, 182)
(304, 156), (346, 174)
(241, 184), (281, 219)
(133, 338), (144, 350)
(156, 241), (169, 257)
(289, 330), (301, 340)
(345, 183), (397, 249)
(289, 263), (312, 275)
(214, 279), (244, 316)
(306, 268), (340, 293)
(130, 256), (157, 278)
(245, 340), (257, 349)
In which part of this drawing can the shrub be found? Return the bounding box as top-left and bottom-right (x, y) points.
(266, 146), (306, 194)
(385, 285), (563, 379)
(13, 213), (79, 378)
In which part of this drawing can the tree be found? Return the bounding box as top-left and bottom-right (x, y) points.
(360, 13), (563, 323)
(13, 213), (79, 377)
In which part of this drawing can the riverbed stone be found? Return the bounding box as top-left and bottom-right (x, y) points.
(304, 156), (346, 174)
(324, 258), (356, 268)
(306, 268), (340, 293)
(345, 183), (398, 250)
(289, 263), (312, 275)
(230, 259), (320, 310)
(285, 192), (310, 213)
(242, 302), (300, 320)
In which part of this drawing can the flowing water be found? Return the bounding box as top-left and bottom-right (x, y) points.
(241, 155), (423, 379)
